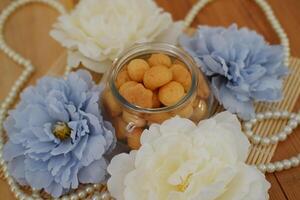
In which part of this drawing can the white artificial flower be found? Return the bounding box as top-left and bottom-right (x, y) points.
(51, 0), (184, 73)
(107, 111), (270, 200)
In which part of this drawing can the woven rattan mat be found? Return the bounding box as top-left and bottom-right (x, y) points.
(212, 57), (300, 165)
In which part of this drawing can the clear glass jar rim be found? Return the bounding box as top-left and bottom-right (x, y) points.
(109, 42), (199, 114)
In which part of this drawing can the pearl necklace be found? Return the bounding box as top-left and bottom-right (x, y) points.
(184, 0), (299, 174)
(243, 111), (300, 173)
(0, 0), (110, 199)
(0, 0), (295, 199)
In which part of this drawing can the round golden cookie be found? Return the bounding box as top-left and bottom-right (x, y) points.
(173, 103), (194, 118)
(148, 53), (172, 67)
(173, 59), (185, 66)
(190, 99), (208, 122)
(121, 83), (153, 108)
(127, 128), (143, 150)
(112, 117), (128, 140)
(115, 69), (131, 89)
(102, 89), (122, 117)
(143, 65), (172, 90)
(197, 71), (210, 99)
(127, 59), (150, 82)
(122, 110), (147, 128)
(171, 64), (192, 92)
(152, 90), (161, 108)
(158, 81), (185, 106)
(145, 112), (172, 124)
(119, 81), (138, 96)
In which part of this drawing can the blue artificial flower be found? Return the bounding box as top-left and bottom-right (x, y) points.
(3, 70), (116, 197)
(180, 24), (288, 120)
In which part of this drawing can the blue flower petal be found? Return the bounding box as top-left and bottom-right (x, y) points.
(25, 158), (48, 171)
(48, 154), (71, 176)
(26, 142), (56, 154)
(3, 142), (26, 161)
(3, 70), (115, 197)
(219, 85), (255, 120)
(73, 135), (88, 160)
(45, 182), (64, 198)
(25, 169), (53, 189)
(80, 135), (106, 166)
(78, 158), (107, 183)
(180, 24), (288, 120)
(251, 77), (283, 101)
(8, 156), (27, 185)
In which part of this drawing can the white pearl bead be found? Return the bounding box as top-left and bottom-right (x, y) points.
(93, 184), (101, 190)
(7, 177), (14, 186)
(85, 186), (94, 194)
(265, 111), (273, 119)
(70, 194), (79, 200)
(288, 120), (298, 129)
(283, 159), (292, 169)
(291, 157), (300, 167)
(244, 122), (252, 130)
(100, 191), (111, 200)
(250, 118), (257, 124)
(61, 196), (70, 200)
(270, 135), (279, 144)
(78, 190), (87, 199)
(278, 132), (287, 141)
(245, 130), (253, 137)
(19, 196), (27, 200)
(258, 164), (267, 172)
(91, 194), (101, 200)
(256, 113), (264, 120)
(282, 111), (290, 117)
(283, 126), (293, 135)
(252, 135), (261, 144)
(272, 111), (281, 119)
(14, 191), (22, 199)
(10, 185), (18, 193)
(274, 161), (284, 171)
(266, 163), (276, 173)
(290, 113), (296, 119)
(262, 137), (271, 145)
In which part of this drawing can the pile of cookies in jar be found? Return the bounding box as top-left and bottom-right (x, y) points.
(102, 43), (212, 150)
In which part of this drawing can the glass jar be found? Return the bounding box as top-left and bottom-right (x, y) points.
(101, 43), (213, 150)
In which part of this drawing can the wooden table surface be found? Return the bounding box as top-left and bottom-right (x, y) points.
(0, 0), (300, 199)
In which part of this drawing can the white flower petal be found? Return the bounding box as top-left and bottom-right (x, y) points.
(67, 50), (112, 73)
(160, 116), (196, 136)
(107, 151), (136, 200)
(156, 21), (185, 45)
(51, 0), (178, 73)
(216, 164), (270, 200)
(107, 112), (269, 200)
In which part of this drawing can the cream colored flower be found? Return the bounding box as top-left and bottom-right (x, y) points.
(107, 111), (270, 200)
(51, 0), (184, 73)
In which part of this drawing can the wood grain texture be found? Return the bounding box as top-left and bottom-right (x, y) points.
(0, 0), (299, 199)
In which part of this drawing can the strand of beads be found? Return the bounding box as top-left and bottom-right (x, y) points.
(257, 154), (300, 173)
(0, 0), (112, 199)
(242, 111), (300, 173)
(244, 111), (300, 145)
(0, 1), (64, 199)
(184, 0), (290, 66)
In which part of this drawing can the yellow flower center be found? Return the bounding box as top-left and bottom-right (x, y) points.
(53, 122), (71, 140)
(176, 174), (192, 192)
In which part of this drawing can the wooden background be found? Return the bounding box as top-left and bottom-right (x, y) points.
(0, 0), (300, 199)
